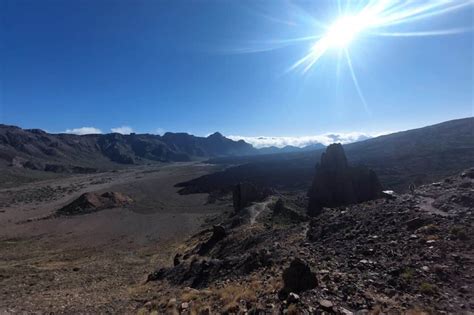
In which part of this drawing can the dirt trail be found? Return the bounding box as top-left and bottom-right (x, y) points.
(417, 196), (452, 217)
(248, 196), (276, 224)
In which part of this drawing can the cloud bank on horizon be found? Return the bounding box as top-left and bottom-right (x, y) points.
(62, 126), (390, 148)
(64, 127), (103, 135)
(228, 131), (391, 148)
(110, 126), (134, 134)
(64, 126), (136, 135)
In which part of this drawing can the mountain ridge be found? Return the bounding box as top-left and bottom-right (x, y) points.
(177, 117), (474, 193)
(0, 125), (257, 173)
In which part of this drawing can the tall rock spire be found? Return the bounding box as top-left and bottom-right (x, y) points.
(307, 143), (382, 216)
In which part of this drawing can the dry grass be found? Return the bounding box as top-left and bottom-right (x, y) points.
(216, 281), (259, 307)
(405, 307), (431, 315)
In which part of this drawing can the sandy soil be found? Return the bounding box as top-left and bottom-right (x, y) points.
(0, 162), (230, 314)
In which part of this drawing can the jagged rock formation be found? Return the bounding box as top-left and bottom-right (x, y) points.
(56, 191), (132, 216)
(307, 143), (382, 216)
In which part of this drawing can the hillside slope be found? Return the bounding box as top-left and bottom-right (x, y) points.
(146, 169), (474, 314)
(0, 125), (256, 173)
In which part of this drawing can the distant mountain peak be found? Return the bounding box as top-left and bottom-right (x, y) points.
(208, 132), (224, 138)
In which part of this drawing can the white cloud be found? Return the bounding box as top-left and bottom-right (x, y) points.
(111, 126), (134, 134)
(152, 128), (165, 135)
(64, 127), (102, 135)
(228, 131), (391, 148)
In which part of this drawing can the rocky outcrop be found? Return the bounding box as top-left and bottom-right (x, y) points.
(307, 143), (382, 216)
(279, 258), (317, 297)
(197, 225), (226, 255)
(146, 170), (473, 314)
(147, 248), (274, 288)
(232, 182), (270, 212)
(56, 192), (132, 216)
(461, 167), (474, 179)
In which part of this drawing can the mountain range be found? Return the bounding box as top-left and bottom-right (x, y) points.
(0, 125), (325, 173)
(0, 126), (254, 172)
(1, 117), (473, 191)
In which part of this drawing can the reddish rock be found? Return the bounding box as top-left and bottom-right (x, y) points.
(56, 191), (132, 216)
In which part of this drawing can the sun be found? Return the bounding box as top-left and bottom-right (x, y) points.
(325, 15), (371, 48)
(246, 0), (473, 112)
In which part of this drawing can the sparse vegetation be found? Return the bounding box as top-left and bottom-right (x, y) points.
(216, 281), (259, 308)
(401, 268), (415, 281)
(419, 282), (438, 295)
(450, 226), (469, 240)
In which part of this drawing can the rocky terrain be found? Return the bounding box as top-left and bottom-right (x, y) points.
(142, 167), (473, 314)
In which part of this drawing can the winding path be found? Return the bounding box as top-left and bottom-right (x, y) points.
(248, 196), (277, 224)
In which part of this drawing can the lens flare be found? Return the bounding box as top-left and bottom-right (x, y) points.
(326, 15), (371, 48)
(228, 1), (473, 113)
(291, 0), (472, 74)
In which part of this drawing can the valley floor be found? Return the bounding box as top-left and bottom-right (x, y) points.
(0, 162), (229, 313)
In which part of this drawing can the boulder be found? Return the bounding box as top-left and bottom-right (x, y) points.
(280, 258), (317, 296)
(307, 144), (382, 216)
(460, 168), (474, 179)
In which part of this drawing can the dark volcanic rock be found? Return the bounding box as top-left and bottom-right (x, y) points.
(280, 258), (317, 296)
(197, 225), (226, 255)
(148, 249), (274, 288)
(56, 191), (132, 216)
(307, 143), (382, 216)
(405, 217), (429, 231)
(149, 170), (473, 314)
(232, 182), (270, 212)
(272, 198), (306, 222)
(461, 167), (474, 179)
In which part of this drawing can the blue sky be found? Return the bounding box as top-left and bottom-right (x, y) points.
(1, 0), (472, 145)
